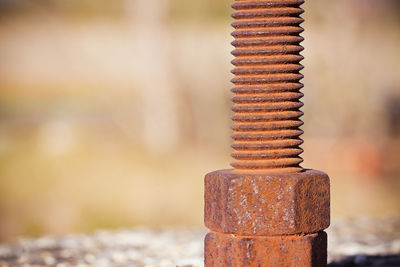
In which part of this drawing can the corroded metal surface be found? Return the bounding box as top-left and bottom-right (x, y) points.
(230, 0), (305, 172)
(204, 0), (330, 266)
(205, 169), (330, 236)
(205, 231), (327, 267)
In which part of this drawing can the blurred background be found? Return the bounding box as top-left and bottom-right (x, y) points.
(0, 0), (399, 242)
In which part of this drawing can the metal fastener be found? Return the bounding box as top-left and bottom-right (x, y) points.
(204, 0), (330, 266)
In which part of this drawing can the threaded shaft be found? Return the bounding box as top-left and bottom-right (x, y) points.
(230, 0), (305, 172)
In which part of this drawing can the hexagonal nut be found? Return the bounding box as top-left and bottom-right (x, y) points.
(204, 169), (330, 235)
(205, 231), (327, 267)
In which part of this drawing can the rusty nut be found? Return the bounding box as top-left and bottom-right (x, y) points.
(205, 231), (327, 267)
(204, 169), (330, 235)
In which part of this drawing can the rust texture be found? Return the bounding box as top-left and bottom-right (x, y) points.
(205, 231), (327, 267)
(204, 0), (330, 266)
(204, 169), (329, 236)
(230, 0), (305, 172)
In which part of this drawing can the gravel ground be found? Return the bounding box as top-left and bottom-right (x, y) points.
(0, 217), (399, 267)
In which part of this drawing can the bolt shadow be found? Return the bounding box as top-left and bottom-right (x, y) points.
(328, 254), (400, 267)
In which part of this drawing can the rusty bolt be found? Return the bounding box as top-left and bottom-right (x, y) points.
(204, 0), (330, 266)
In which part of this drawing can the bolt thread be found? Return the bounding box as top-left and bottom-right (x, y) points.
(230, 0), (305, 172)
